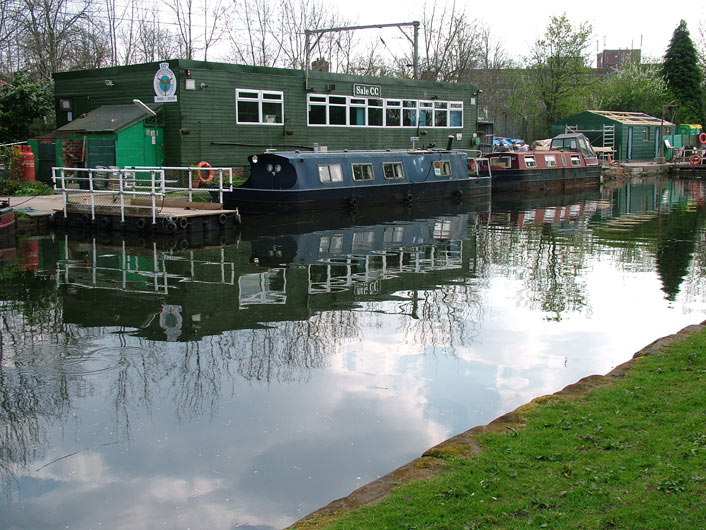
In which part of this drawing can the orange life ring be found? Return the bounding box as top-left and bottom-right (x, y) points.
(197, 160), (214, 182)
(689, 154), (701, 167)
(699, 132), (706, 144)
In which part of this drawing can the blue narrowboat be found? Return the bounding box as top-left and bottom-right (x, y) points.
(221, 146), (490, 215)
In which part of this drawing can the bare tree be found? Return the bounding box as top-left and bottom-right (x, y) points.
(275, 0), (337, 69)
(67, 20), (111, 70)
(167, 0), (229, 60)
(18, 0), (92, 79)
(132, 4), (181, 63)
(226, 0), (282, 66)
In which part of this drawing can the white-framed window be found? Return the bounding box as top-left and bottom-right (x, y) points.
(419, 101), (433, 127)
(306, 94), (463, 128)
(308, 95), (327, 125)
(349, 98), (366, 126)
(403, 100), (417, 127)
(524, 155), (536, 167)
(383, 162), (404, 179)
(318, 163), (343, 183)
(236, 89), (284, 125)
(450, 102), (463, 126)
(368, 98), (383, 126)
(352, 163), (374, 181)
(570, 154), (582, 166)
(386, 100), (402, 127)
(433, 160), (452, 176)
(544, 155), (557, 167)
(434, 101), (448, 127)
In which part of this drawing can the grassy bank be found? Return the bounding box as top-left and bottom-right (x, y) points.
(291, 324), (706, 529)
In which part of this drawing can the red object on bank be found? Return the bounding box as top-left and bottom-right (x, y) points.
(12, 145), (35, 181)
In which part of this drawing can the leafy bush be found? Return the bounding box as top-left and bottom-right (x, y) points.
(1, 178), (53, 196)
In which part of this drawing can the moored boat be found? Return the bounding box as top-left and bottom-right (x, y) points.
(221, 144), (491, 215)
(477, 133), (602, 192)
(0, 199), (15, 242)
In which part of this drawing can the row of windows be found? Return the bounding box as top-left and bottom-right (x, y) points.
(234, 89), (465, 128)
(308, 95), (463, 128)
(318, 160), (452, 183)
(493, 154), (582, 169)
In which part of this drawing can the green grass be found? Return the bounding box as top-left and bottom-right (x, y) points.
(293, 327), (706, 529)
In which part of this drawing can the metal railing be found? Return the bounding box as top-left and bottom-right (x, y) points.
(52, 165), (235, 223)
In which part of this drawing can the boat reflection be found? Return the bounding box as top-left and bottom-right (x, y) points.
(54, 199), (490, 342)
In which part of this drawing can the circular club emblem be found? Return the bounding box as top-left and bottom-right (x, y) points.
(153, 62), (177, 98)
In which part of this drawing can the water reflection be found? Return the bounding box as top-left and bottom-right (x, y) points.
(1, 178), (706, 529)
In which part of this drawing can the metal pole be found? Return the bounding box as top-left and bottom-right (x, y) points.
(305, 30), (311, 91)
(659, 99), (677, 162)
(413, 21), (419, 80)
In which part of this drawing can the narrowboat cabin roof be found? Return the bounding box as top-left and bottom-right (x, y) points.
(244, 148), (474, 191)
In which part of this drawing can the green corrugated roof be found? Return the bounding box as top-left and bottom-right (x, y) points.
(55, 103), (162, 135)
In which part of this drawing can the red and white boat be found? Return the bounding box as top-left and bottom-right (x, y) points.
(477, 133), (602, 192)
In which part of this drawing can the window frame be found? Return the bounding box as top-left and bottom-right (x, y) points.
(236, 89), (284, 125)
(433, 160), (452, 176)
(306, 94), (463, 128)
(351, 163), (374, 181)
(383, 162), (405, 179)
(318, 163), (343, 183)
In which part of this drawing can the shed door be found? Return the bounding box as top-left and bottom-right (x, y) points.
(86, 138), (116, 168)
(37, 141), (56, 183)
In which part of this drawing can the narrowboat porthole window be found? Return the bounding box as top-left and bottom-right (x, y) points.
(352, 163), (374, 181)
(383, 162), (404, 179)
(544, 154), (557, 167)
(570, 155), (581, 166)
(318, 163), (343, 183)
(561, 154), (567, 166)
(352, 230), (375, 251)
(236, 89), (283, 125)
(524, 156), (536, 167)
(319, 235), (344, 254)
(433, 160), (452, 176)
(383, 226), (405, 244)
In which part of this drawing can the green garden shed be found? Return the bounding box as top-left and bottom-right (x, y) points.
(52, 103), (164, 170)
(551, 110), (675, 162)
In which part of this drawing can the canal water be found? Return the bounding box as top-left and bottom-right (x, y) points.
(1, 177), (705, 529)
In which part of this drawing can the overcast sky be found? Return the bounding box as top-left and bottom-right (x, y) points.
(327, 0), (706, 65)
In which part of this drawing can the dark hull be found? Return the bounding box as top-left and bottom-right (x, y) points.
(222, 177), (491, 215)
(490, 166), (601, 192)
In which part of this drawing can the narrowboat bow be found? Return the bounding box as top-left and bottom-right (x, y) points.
(221, 146), (490, 215)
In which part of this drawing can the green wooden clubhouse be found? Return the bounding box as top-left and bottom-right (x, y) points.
(42, 60), (481, 180)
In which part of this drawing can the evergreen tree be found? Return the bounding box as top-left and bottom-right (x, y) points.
(662, 20), (705, 124)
